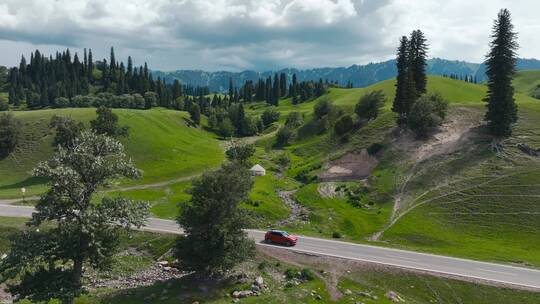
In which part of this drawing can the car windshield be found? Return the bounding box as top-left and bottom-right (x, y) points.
(281, 231), (289, 236)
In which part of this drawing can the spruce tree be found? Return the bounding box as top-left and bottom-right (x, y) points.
(484, 9), (518, 137)
(409, 30), (428, 96)
(393, 36), (411, 125)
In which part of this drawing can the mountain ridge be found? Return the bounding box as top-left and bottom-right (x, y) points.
(153, 58), (540, 92)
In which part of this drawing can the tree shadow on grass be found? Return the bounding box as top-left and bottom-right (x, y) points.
(0, 177), (47, 191)
(100, 273), (237, 304)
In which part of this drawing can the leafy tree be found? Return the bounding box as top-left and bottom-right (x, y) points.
(285, 111), (304, 128)
(355, 90), (386, 121)
(1, 131), (149, 303)
(484, 9), (519, 137)
(217, 118), (234, 139)
(226, 143), (255, 165)
(189, 103), (201, 125)
(261, 108), (280, 127)
(314, 97), (335, 119)
(0, 112), (20, 157)
(276, 127), (293, 146)
(90, 106), (129, 138)
(408, 94), (448, 138)
(175, 163), (255, 274)
(334, 115), (354, 136)
(49, 116), (85, 149)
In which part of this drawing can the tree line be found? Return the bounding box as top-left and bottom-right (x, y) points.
(5, 47), (208, 110)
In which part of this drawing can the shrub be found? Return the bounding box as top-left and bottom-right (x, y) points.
(0, 112), (21, 157)
(367, 142), (384, 155)
(355, 90), (386, 121)
(276, 153), (291, 167)
(0, 96), (8, 111)
(314, 97), (334, 119)
(285, 111), (304, 128)
(258, 261), (268, 270)
(284, 268), (297, 279)
(53, 97), (70, 108)
(261, 108), (280, 127)
(301, 269), (315, 281)
(276, 127), (293, 146)
(332, 231), (342, 239)
(334, 115), (354, 136)
(408, 93), (448, 138)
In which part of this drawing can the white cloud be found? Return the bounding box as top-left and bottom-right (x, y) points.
(0, 0), (538, 71)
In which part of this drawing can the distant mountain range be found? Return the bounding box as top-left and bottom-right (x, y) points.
(153, 58), (540, 92)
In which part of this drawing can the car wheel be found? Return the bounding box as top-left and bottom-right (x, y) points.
(265, 238), (271, 244)
(285, 241), (291, 247)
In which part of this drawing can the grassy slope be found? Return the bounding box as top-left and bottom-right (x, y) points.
(0, 108), (223, 199)
(514, 70), (540, 97)
(246, 76), (540, 266)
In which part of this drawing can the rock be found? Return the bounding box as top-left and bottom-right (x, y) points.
(232, 290), (253, 298)
(357, 291), (370, 297)
(163, 266), (172, 271)
(344, 289), (353, 295)
(156, 260), (169, 266)
(251, 284), (260, 292)
(386, 291), (403, 302)
(315, 295), (322, 300)
(255, 276), (264, 286)
(232, 299), (239, 303)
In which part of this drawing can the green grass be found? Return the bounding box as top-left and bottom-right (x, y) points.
(338, 269), (540, 304)
(381, 101), (540, 266)
(287, 184), (391, 241)
(514, 70), (540, 97)
(0, 108), (224, 199)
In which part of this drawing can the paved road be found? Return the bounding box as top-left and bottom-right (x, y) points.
(1, 203), (540, 291)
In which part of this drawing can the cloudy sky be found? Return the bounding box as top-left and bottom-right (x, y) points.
(0, 0), (538, 71)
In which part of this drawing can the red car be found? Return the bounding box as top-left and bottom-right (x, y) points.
(264, 230), (298, 246)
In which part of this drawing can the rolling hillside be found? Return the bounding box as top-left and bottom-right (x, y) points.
(0, 108), (224, 199)
(514, 70), (540, 98)
(245, 76), (540, 266)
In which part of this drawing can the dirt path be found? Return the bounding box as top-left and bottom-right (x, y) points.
(369, 108), (482, 241)
(275, 190), (309, 227)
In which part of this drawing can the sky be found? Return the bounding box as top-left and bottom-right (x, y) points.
(0, 0), (538, 72)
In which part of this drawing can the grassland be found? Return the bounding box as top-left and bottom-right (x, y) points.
(243, 75), (540, 267)
(514, 70), (540, 97)
(0, 108), (223, 199)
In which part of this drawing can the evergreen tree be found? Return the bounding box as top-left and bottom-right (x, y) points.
(484, 9), (518, 137)
(409, 30), (428, 96)
(393, 36), (412, 125)
(272, 73), (280, 105)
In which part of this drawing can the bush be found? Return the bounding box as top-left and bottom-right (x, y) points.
(276, 127), (293, 146)
(0, 96), (8, 111)
(355, 90), (386, 121)
(0, 112), (21, 157)
(367, 142), (384, 155)
(285, 111), (304, 128)
(301, 269), (315, 281)
(334, 115), (353, 136)
(276, 153), (290, 167)
(332, 231), (342, 239)
(261, 108), (280, 127)
(284, 268), (297, 279)
(53, 97), (70, 108)
(314, 97), (334, 119)
(258, 261), (268, 270)
(408, 93), (448, 138)
(218, 118), (235, 138)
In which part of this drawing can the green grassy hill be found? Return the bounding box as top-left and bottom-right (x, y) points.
(0, 108), (224, 199)
(242, 76), (540, 267)
(514, 70), (540, 98)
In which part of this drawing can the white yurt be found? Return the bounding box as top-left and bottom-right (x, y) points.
(249, 164), (266, 176)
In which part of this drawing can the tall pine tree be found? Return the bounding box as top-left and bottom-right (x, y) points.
(484, 9), (518, 137)
(393, 36), (412, 125)
(409, 30), (428, 96)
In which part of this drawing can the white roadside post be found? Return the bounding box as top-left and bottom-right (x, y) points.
(21, 187), (26, 203)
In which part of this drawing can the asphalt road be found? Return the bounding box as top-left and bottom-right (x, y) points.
(2, 203), (540, 290)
